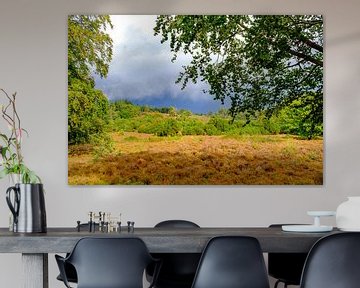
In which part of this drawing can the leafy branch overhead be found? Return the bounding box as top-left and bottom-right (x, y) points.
(154, 15), (323, 139)
(68, 15), (114, 145)
(68, 15), (113, 86)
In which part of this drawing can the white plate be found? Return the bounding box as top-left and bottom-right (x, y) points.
(338, 227), (360, 232)
(282, 225), (333, 232)
(307, 211), (336, 217)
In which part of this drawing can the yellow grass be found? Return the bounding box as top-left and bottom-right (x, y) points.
(68, 132), (323, 185)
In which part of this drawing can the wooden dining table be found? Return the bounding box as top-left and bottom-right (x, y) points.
(0, 226), (339, 288)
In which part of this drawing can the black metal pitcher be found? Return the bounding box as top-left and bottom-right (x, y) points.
(6, 183), (47, 233)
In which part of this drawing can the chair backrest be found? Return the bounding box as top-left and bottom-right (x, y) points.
(191, 236), (270, 288)
(155, 219), (200, 228)
(268, 224), (308, 285)
(151, 220), (201, 287)
(66, 237), (154, 288)
(300, 232), (360, 288)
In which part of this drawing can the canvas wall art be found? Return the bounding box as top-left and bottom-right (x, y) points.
(68, 15), (323, 185)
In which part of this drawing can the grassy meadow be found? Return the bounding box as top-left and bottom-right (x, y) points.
(68, 131), (323, 185)
(68, 101), (323, 185)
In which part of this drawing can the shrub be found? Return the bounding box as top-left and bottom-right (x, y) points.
(182, 119), (206, 135)
(156, 119), (182, 136)
(90, 133), (115, 160)
(204, 123), (219, 135)
(68, 79), (110, 144)
(208, 116), (231, 132)
(276, 95), (323, 139)
(111, 100), (141, 119)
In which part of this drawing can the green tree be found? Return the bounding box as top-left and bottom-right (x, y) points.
(111, 100), (141, 119)
(68, 15), (113, 85)
(277, 95), (323, 138)
(154, 15), (323, 138)
(68, 15), (113, 145)
(68, 80), (110, 144)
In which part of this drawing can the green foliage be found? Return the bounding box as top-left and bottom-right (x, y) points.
(154, 15), (323, 139)
(181, 118), (206, 135)
(111, 100), (141, 119)
(156, 118), (182, 136)
(204, 124), (218, 135)
(90, 133), (115, 160)
(276, 95), (323, 139)
(108, 100), (323, 139)
(68, 80), (110, 144)
(179, 109), (192, 117)
(0, 89), (41, 183)
(208, 116), (230, 132)
(137, 114), (166, 134)
(68, 15), (114, 145)
(68, 15), (113, 85)
(0, 162), (41, 184)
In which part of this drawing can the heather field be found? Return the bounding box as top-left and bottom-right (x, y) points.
(68, 132), (323, 185)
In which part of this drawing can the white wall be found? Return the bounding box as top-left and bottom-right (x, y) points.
(1, 0), (360, 287)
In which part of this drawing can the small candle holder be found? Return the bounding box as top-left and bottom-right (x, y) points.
(282, 211), (336, 232)
(307, 211), (336, 227)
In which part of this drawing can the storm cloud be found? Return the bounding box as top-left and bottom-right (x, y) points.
(94, 15), (225, 114)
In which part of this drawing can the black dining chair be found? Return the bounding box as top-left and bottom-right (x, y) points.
(191, 236), (270, 288)
(300, 232), (360, 288)
(55, 237), (161, 288)
(147, 220), (201, 288)
(56, 223), (99, 284)
(268, 224), (308, 288)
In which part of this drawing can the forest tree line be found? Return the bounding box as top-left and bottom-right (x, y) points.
(109, 99), (323, 138)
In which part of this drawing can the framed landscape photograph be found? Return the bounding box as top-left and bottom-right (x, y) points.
(68, 15), (323, 185)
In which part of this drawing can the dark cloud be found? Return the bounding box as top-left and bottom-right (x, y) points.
(94, 15), (225, 114)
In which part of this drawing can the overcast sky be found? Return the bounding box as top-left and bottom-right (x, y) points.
(94, 15), (225, 114)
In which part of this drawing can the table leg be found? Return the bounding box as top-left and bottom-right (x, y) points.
(22, 253), (48, 288)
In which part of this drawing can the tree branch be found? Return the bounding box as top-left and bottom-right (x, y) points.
(300, 38), (323, 52)
(288, 49), (323, 67)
